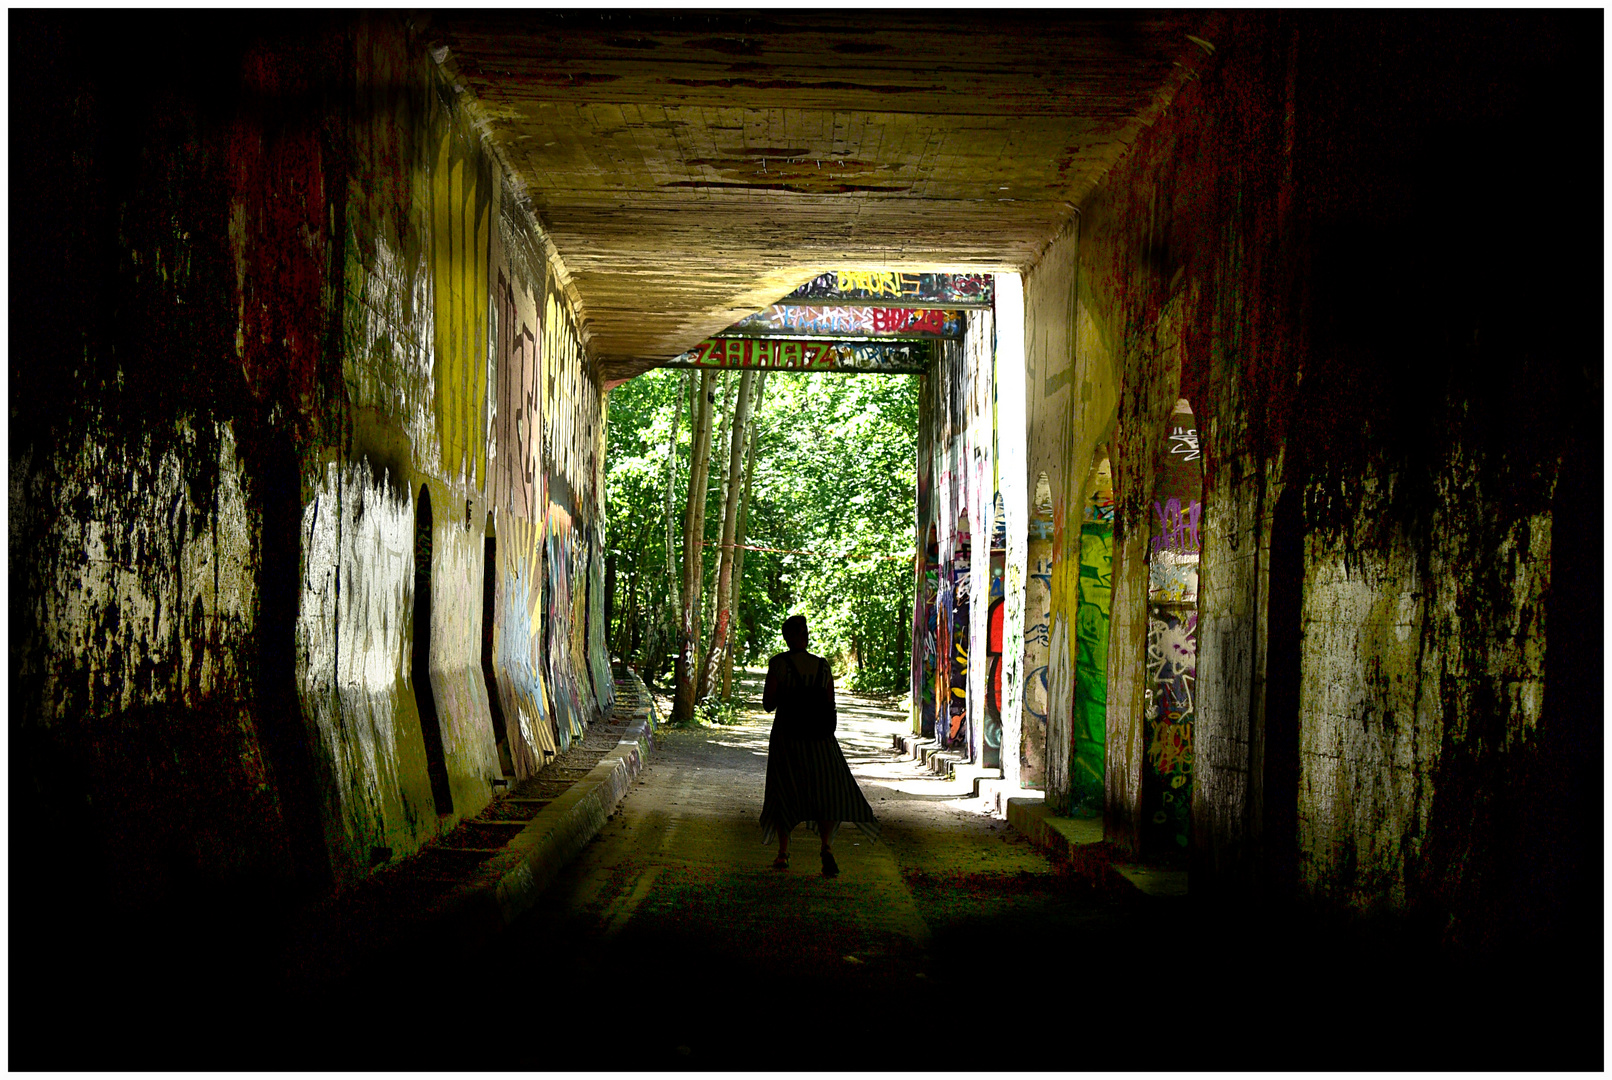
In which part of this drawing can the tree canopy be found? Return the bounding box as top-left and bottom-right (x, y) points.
(605, 367), (918, 694)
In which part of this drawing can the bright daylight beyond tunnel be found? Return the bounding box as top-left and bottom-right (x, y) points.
(605, 365), (919, 717)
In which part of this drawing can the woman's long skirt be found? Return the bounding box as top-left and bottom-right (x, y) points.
(759, 730), (880, 845)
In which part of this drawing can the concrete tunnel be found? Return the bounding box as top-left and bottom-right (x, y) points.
(9, 9), (1602, 1071)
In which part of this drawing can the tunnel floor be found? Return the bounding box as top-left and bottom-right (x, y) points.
(308, 672), (1602, 1071)
(17, 670), (1598, 1070)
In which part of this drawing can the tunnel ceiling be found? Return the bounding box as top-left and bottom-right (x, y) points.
(426, 11), (1220, 381)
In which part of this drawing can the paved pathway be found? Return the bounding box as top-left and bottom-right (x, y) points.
(476, 669), (1138, 1070)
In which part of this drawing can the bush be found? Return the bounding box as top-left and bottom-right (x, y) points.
(695, 696), (744, 726)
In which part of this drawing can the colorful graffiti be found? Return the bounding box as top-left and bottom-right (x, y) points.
(1018, 473), (1054, 789)
(782, 271), (994, 308)
(545, 506), (588, 748)
(1148, 555), (1199, 604)
(1150, 496), (1202, 558)
(982, 555), (1005, 769)
(1084, 454), (1115, 524)
(919, 562), (939, 737)
(1141, 401), (1200, 853)
(1071, 521), (1112, 814)
(727, 304), (964, 339)
(665, 337), (930, 372)
(947, 564), (970, 749)
(541, 287), (612, 740)
(1143, 606), (1196, 851)
(430, 122), (493, 489)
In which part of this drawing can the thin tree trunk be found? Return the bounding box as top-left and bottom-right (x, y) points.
(722, 370), (766, 699)
(698, 370), (756, 700)
(642, 372), (687, 682)
(701, 372), (733, 638)
(615, 519), (649, 656)
(673, 370), (717, 722)
(666, 373), (685, 605)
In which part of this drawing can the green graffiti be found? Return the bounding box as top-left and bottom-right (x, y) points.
(1070, 521), (1112, 815)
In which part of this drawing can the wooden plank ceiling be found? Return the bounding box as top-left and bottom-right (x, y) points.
(426, 11), (1221, 382)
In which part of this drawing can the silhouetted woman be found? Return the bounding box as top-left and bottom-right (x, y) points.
(759, 614), (879, 877)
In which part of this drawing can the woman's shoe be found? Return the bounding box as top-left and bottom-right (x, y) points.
(820, 850), (839, 878)
(771, 853), (790, 871)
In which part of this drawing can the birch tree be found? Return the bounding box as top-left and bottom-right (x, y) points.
(672, 369), (717, 722)
(698, 369), (756, 700)
(721, 369), (767, 698)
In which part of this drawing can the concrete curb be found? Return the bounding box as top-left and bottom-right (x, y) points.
(420, 671), (656, 955)
(288, 671), (658, 980)
(890, 733), (1002, 791)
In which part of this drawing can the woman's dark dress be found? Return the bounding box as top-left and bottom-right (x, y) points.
(758, 649), (880, 845)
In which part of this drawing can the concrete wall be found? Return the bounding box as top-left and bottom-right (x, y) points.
(918, 321), (994, 753)
(14, 12), (614, 905)
(1047, 11), (1598, 940)
(1021, 220), (1122, 813)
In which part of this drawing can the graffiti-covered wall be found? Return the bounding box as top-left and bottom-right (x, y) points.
(1075, 458), (1115, 807)
(13, 12), (615, 905)
(543, 290), (612, 745)
(1021, 220), (1121, 814)
(917, 326), (985, 753)
(1056, 12), (1597, 939)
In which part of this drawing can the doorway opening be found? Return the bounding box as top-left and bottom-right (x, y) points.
(482, 515), (516, 781)
(1141, 400), (1201, 857)
(1018, 472), (1056, 790)
(413, 483), (454, 817)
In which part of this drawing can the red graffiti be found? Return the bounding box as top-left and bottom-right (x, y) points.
(987, 597), (1004, 718)
(871, 307), (949, 335)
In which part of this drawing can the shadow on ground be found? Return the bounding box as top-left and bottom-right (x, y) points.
(9, 664), (1600, 1070)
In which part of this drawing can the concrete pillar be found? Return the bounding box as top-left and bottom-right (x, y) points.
(994, 273), (1028, 786)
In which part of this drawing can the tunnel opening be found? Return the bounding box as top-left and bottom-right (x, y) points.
(606, 363), (922, 710)
(413, 483), (454, 818)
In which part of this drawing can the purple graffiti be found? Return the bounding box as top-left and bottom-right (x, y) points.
(1150, 497), (1202, 557)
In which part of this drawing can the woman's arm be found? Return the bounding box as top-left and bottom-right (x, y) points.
(822, 658), (837, 732)
(762, 656), (780, 713)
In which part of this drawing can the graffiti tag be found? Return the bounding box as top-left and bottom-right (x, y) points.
(1167, 425), (1200, 462)
(1150, 497), (1202, 557)
(665, 337), (930, 372)
(728, 304), (964, 339)
(780, 271), (994, 308)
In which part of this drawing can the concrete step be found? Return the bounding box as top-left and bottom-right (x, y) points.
(1002, 799), (1187, 898)
(1112, 862), (1189, 897)
(978, 778), (1043, 816)
(892, 733), (938, 761)
(1004, 797), (1112, 881)
(954, 764), (1001, 793)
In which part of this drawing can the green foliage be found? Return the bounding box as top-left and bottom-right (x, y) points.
(744, 372), (917, 691)
(605, 367), (918, 694)
(603, 368), (690, 683)
(694, 696), (743, 726)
